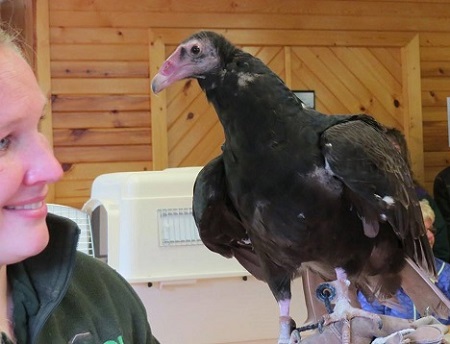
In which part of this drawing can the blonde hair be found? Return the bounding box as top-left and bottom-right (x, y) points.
(419, 199), (435, 227)
(0, 24), (25, 59)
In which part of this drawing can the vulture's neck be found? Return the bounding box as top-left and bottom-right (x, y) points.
(201, 72), (306, 153)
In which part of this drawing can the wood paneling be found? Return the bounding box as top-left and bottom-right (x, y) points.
(53, 128), (151, 146)
(52, 78), (149, 94)
(48, 10), (450, 32)
(402, 35), (424, 180)
(51, 61), (149, 78)
(52, 111), (151, 129)
(35, 0), (450, 207)
(149, 34), (168, 170)
(54, 145), (152, 163)
(150, 28), (416, 47)
(48, 0), (450, 14)
(51, 95), (150, 111)
(50, 27), (149, 43)
(51, 44), (148, 61)
(290, 46), (402, 119)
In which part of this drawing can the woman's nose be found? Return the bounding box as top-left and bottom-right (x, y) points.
(23, 134), (64, 185)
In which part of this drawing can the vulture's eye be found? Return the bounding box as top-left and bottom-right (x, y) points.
(191, 45), (201, 55)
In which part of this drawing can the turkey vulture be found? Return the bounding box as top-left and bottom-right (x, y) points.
(152, 31), (450, 343)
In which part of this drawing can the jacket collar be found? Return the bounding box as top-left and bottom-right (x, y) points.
(8, 213), (80, 343)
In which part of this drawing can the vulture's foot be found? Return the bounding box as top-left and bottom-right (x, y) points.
(289, 329), (301, 344)
(322, 307), (383, 344)
(319, 268), (383, 344)
(278, 316), (296, 344)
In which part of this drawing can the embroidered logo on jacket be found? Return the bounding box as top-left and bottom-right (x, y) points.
(104, 336), (124, 344)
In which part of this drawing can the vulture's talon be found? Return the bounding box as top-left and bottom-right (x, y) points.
(377, 317), (383, 330)
(289, 329), (301, 343)
(318, 318), (325, 334)
(278, 316), (296, 344)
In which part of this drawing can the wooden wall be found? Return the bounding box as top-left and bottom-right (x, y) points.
(24, 0), (450, 207)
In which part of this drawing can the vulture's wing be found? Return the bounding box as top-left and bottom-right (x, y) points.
(320, 115), (435, 277)
(192, 155), (264, 280)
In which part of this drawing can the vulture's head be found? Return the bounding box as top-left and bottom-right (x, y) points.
(151, 31), (235, 93)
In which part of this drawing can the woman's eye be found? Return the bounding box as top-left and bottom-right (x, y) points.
(0, 136), (11, 151)
(191, 45), (201, 55)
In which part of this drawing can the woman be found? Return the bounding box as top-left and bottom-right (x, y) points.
(357, 199), (450, 325)
(0, 28), (159, 343)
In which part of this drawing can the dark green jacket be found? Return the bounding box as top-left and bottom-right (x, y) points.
(5, 214), (160, 344)
(434, 166), (450, 260)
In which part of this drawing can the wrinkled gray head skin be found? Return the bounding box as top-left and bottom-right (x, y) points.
(151, 31), (227, 94)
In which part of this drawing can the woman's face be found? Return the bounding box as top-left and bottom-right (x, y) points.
(0, 46), (63, 265)
(426, 229), (435, 248)
(423, 217), (435, 247)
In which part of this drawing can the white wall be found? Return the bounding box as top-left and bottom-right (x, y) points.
(133, 276), (307, 344)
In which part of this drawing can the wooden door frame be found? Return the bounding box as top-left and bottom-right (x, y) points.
(149, 29), (423, 181)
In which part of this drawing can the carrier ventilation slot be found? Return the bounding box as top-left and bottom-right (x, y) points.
(158, 208), (202, 246)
